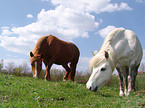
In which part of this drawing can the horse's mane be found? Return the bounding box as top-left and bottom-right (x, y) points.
(32, 35), (50, 55)
(90, 28), (125, 69)
(30, 35), (49, 63)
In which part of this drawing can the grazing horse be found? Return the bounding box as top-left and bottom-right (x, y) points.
(86, 28), (143, 96)
(30, 35), (80, 81)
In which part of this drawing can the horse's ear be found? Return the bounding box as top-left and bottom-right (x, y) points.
(105, 51), (109, 59)
(30, 52), (34, 57)
(92, 51), (96, 56)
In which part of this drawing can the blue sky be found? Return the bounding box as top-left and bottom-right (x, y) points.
(0, 0), (145, 72)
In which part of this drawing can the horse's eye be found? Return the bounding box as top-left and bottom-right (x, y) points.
(101, 67), (106, 71)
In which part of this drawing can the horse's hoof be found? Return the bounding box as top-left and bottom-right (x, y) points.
(125, 92), (129, 96)
(119, 93), (124, 96)
(45, 78), (51, 81)
(63, 79), (67, 81)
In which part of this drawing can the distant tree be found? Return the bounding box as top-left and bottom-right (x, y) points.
(5, 62), (16, 73)
(16, 65), (24, 75)
(22, 63), (30, 73)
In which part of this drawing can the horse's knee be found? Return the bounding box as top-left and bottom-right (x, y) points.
(128, 75), (132, 82)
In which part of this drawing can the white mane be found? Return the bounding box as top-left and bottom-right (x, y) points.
(90, 28), (125, 70)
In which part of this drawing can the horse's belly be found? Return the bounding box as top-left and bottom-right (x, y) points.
(54, 57), (71, 65)
(118, 58), (130, 67)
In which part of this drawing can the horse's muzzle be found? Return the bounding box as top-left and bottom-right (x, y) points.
(88, 86), (99, 92)
(94, 86), (99, 92)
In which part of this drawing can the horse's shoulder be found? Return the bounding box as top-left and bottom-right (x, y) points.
(46, 35), (64, 42)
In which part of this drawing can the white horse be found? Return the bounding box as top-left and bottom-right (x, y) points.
(86, 28), (143, 96)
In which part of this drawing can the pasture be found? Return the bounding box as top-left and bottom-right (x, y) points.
(0, 74), (145, 108)
(0, 72), (144, 108)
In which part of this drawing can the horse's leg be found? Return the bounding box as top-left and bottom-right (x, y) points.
(128, 64), (139, 93)
(44, 59), (55, 81)
(62, 64), (71, 81)
(132, 65), (139, 91)
(37, 64), (42, 78)
(68, 63), (77, 81)
(37, 71), (40, 78)
(123, 67), (129, 96)
(116, 66), (124, 96)
(45, 65), (52, 81)
(45, 64), (52, 81)
(128, 64), (136, 94)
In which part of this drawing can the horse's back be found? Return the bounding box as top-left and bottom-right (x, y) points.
(38, 35), (79, 64)
(114, 29), (143, 66)
(125, 30), (141, 50)
(126, 30), (142, 63)
(47, 35), (79, 55)
(125, 30), (142, 55)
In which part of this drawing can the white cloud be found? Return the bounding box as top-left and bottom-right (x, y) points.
(37, 6), (98, 38)
(1, 27), (10, 29)
(51, 0), (132, 14)
(27, 14), (34, 18)
(1, 27), (13, 36)
(100, 2), (132, 12)
(98, 25), (116, 38)
(0, 0), (132, 56)
(0, 5), (99, 54)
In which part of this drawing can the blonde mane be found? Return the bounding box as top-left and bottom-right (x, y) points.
(90, 28), (125, 70)
(32, 35), (49, 55)
(30, 36), (49, 63)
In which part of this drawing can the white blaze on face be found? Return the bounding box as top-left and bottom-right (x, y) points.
(34, 61), (37, 78)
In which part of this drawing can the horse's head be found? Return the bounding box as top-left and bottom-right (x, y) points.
(30, 52), (42, 78)
(86, 51), (113, 92)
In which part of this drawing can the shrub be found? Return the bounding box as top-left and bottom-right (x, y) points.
(1, 60), (145, 90)
(5, 62), (16, 74)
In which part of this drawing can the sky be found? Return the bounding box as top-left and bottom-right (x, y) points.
(0, 0), (145, 73)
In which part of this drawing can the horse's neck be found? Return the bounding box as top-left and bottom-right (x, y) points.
(33, 46), (41, 55)
(103, 44), (117, 71)
(109, 49), (116, 71)
(101, 29), (126, 70)
(108, 41), (127, 70)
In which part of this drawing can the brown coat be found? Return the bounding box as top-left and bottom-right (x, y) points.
(30, 35), (80, 81)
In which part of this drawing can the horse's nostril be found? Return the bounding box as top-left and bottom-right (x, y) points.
(94, 86), (98, 92)
(89, 87), (92, 90)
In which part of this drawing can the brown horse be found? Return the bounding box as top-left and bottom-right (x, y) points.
(30, 35), (80, 81)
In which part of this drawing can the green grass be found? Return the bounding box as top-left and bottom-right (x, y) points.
(0, 73), (144, 108)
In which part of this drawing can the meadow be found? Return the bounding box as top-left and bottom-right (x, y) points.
(0, 70), (145, 108)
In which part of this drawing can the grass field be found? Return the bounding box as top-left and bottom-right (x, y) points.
(0, 73), (145, 108)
